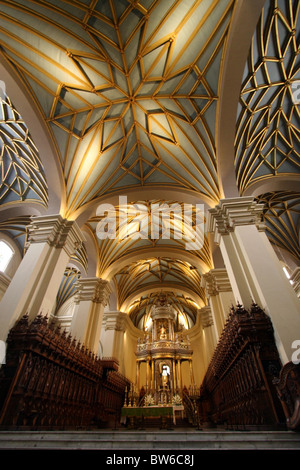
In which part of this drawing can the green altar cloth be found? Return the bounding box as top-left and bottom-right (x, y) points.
(121, 406), (173, 417)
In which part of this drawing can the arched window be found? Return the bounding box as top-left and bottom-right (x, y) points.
(0, 240), (14, 272)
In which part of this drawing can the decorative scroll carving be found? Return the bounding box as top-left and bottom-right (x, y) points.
(0, 314), (130, 429)
(198, 302), (286, 429)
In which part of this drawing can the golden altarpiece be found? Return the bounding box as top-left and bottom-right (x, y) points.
(134, 296), (194, 406)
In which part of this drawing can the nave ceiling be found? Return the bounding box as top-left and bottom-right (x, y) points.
(0, 0), (299, 329)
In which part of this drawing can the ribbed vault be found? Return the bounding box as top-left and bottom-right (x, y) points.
(0, 93), (48, 207)
(0, 0), (299, 332)
(235, 0), (300, 194)
(257, 191), (300, 261)
(126, 291), (199, 330)
(0, 0), (235, 217)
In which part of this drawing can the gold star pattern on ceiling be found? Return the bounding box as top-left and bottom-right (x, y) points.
(0, 0), (234, 216)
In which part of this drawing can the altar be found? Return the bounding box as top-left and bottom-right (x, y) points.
(135, 295), (194, 397)
(121, 405), (185, 428)
(122, 295), (194, 429)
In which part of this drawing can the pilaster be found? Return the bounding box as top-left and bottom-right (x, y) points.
(100, 311), (140, 380)
(27, 215), (83, 256)
(207, 196), (266, 243)
(70, 277), (112, 354)
(0, 215), (84, 341)
(202, 268), (234, 334)
(198, 306), (217, 368)
(208, 197), (300, 365)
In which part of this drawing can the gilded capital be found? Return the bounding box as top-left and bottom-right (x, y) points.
(75, 277), (112, 305)
(27, 214), (84, 256)
(202, 268), (232, 297)
(102, 311), (127, 332)
(198, 306), (214, 329)
(207, 197), (266, 242)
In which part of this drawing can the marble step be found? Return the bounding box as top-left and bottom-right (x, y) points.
(0, 430), (299, 450)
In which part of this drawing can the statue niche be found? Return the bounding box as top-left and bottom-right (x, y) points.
(157, 360), (171, 390)
(159, 321), (168, 340)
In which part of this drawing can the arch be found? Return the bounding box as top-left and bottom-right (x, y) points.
(120, 284), (205, 313)
(72, 186), (214, 227)
(101, 246), (211, 281)
(216, 0), (266, 198)
(80, 226), (98, 278)
(0, 204), (47, 221)
(243, 176), (300, 198)
(0, 54), (64, 215)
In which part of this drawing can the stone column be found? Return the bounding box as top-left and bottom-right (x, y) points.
(151, 359), (155, 393)
(136, 361), (140, 391)
(173, 358), (177, 392)
(189, 359), (195, 386)
(177, 359), (182, 391)
(0, 215), (83, 341)
(99, 310), (128, 359)
(146, 358), (151, 392)
(208, 196), (300, 364)
(202, 268), (234, 336)
(70, 277), (112, 354)
(198, 306), (217, 368)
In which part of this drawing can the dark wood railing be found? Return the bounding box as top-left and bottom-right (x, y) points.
(198, 303), (286, 429)
(0, 313), (130, 429)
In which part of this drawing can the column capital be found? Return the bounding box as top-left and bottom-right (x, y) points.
(75, 277), (112, 305)
(27, 214), (84, 257)
(102, 311), (127, 332)
(202, 268), (232, 296)
(198, 306), (214, 329)
(207, 197), (266, 242)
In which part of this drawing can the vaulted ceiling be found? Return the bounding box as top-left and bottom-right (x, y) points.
(235, 0), (300, 194)
(0, 0), (235, 216)
(0, 0), (299, 328)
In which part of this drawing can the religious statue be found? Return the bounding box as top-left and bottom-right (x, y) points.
(161, 364), (170, 389)
(159, 324), (167, 340)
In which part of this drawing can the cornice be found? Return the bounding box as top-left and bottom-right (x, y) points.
(27, 214), (84, 257)
(75, 277), (112, 305)
(207, 197), (266, 243)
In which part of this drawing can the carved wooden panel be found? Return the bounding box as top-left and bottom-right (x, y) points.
(0, 313), (130, 429)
